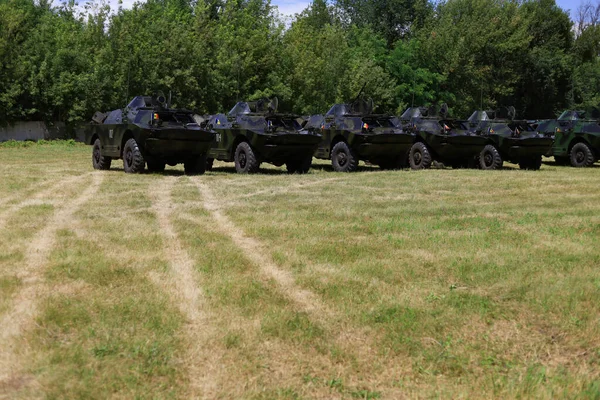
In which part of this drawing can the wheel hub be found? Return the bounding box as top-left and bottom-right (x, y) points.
(337, 152), (347, 166)
(414, 152), (422, 165)
(125, 149), (133, 167)
(239, 152), (247, 168)
(576, 151), (584, 163)
(484, 153), (493, 166)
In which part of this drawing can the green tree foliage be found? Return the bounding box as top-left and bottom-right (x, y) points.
(0, 0), (596, 123)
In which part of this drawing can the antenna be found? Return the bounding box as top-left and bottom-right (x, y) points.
(480, 87), (483, 110)
(351, 82), (367, 105)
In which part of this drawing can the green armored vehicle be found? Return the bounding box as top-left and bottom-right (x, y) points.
(465, 107), (554, 170)
(204, 98), (321, 173)
(535, 109), (600, 167)
(305, 98), (415, 172)
(400, 104), (487, 169)
(85, 92), (214, 174)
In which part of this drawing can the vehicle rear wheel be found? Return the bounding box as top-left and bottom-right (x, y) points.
(519, 156), (542, 170)
(92, 138), (111, 170)
(147, 159), (166, 173)
(569, 142), (594, 167)
(234, 142), (260, 173)
(479, 145), (503, 170)
(409, 142), (432, 170)
(286, 155), (312, 174)
(123, 138), (145, 173)
(184, 153), (208, 175)
(331, 142), (358, 172)
(206, 158), (214, 171)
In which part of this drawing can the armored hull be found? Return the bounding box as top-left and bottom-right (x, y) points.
(400, 106), (485, 169)
(307, 101), (414, 172)
(535, 110), (600, 167)
(466, 110), (553, 170)
(86, 94), (214, 174)
(206, 99), (321, 173)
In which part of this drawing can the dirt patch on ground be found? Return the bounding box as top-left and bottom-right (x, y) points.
(148, 176), (225, 399)
(0, 172), (103, 393)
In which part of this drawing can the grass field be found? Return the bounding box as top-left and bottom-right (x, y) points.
(0, 141), (599, 399)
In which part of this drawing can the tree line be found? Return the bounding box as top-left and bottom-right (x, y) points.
(0, 0), (599, 124)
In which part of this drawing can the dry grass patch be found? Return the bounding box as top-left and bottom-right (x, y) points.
(1, 145), (599, 398)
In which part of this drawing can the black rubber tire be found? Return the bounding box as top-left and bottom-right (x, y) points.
(123, 138), (145, 173)
(569, 142), (595, 167)
(479, 145), (503, 170)
(92, 138), (111, 170)
(234, 142), (260, 173)
(206, 158), (214, 171)
(184, 153), (208, 175)
(286, 155), (312, 174)
(147, 159), (166, 173)
(398, 150), (410, 169)
(409, 142), (432, 170)
(519, 156), (542, 170)
(331, 142), (358, 172)
(553, 156), (570, 165)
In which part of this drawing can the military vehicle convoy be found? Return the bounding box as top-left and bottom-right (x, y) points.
(305, 98), (414, 172)
(400, 104), (487, 169)
(204, 98), (321, 173)
(464, 107), (554, 170)
(534, 109), (600, 167)
(85, 92), (214, 174)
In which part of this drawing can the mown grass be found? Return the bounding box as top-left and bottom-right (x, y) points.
(0, 142), (599, 398)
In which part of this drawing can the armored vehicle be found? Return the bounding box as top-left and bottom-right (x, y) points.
(535, 109), (600, 167)
(400, 104), (487, 169)
(204, 98), (321, 173)
(305, 98), (414, 172)
(465, 107), (554, 170)
(85, 92), (214, 174)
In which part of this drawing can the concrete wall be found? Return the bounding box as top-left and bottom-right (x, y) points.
(0, 121), (73, 142)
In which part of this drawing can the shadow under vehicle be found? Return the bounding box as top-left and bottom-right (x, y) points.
(204, 98), (321, 174)
(400, 104), (487, 170)
(85, 92), (214, 174)
(534, 109), (600, 167)
(304, 98), (414, 172)
(464, 107), (554, 170)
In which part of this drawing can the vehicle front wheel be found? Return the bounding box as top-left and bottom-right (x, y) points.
(409, 142), (432, 170)
(234, 142), (260, 173)
(479, 145), (503, 170)
(123, 138), (145, 173)
(92, 138), (112, 170)
(331, 142), (358, 172)
(184, 153), (208, 175)
(570, 142), (595, 167)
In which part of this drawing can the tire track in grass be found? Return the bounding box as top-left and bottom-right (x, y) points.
(193, 180), (330, 317)
(0, 172), (103, 391)
(192, 180), (410, 397)
(0, 173), (90, 231)
(147, 176), (221, 399)
(227, 176), (342, 202)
